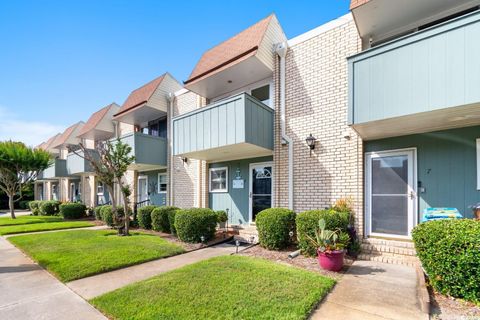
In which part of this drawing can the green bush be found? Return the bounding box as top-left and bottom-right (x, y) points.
(28, 200), (42, 215)
(151, 206), (179, 233)
(216, 210), (228, 223)
(412, 219), (480, 302)
(137, 205), (157, 230)
(94, 206), (104, 220)
(39, 200), (61, 216)
(101, 205), (114, 227)
(19, 200), (30, 210)
(256, 208), (296, 250)
(296, 209), (349, 256)
(175, 208), (217, 243)
(59, 203), (86, 219)
(168, 209), (178, 235)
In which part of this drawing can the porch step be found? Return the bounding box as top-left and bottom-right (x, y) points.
(359, 238), (419, 267)
(233, 225), (259, 244)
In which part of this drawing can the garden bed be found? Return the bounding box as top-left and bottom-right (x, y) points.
(239, 245), (354, 280)
(90, 255), (335, 320)
(430, 289), (480, 319)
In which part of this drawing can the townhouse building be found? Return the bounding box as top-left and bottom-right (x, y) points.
(35, 0), (480, 263)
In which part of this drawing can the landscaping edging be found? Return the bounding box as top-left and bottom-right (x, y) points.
(416, 265), (431, 315)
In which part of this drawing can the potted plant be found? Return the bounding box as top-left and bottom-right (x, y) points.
(216, 210), (228, 229)
(468, 203), (480, 220)
(307, 219), (349, 272)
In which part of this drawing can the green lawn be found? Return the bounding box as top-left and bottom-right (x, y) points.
(91, 256), (335, 320)
(0, 215), (63, 226)
(9, 230), (185, 281)
(0, 221), (94, 235)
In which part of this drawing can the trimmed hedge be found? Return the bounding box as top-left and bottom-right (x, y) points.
(101, 205), (114, 227)
(216, 210), (228, 223)
(59, 203), (86, 219)
(137, 205), (157, 230)
(151, 206), (179, 233)
(19, 200), (30, 210)
(256, 208), (296, 250)
(28, 201), (42, 215)
(94, 206), (104, 220)
(175, 208), (217, 243)
(168, 209), (177, 235)
(39, 200), (61, 216)
(296, 209), (349, 256)
(412, 219), (480, 302)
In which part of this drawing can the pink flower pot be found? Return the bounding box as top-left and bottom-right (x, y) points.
(317, 249), (344, 272)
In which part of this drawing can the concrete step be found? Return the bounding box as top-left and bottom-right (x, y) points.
(360, 243), (416, 256)
(357, 253), (420, 267)
(359, 238), (418, 266)
(362, 237), (415, 249)
(234, 225), (259, 244)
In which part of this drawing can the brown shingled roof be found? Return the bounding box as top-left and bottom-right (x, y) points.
(350, 0), (370, 10)
(114, 74), (166, 118)
(184, 14), (274, 85)
(78, 104), (114, 137)
(40, 133), (61, 151)
(51, 122), (83, 148)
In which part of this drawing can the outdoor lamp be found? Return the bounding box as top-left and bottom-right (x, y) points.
(305, 134), (316, 155)
(200, 236), (205, 243)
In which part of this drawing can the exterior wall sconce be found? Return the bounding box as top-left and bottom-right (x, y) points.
(305, 134), (317, 155)
(181, 157), (188, 164)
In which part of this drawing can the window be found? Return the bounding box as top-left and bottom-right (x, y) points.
(251, 84), (270, 106)
(97, 182), (104, 195)
(141, 118), (167, 138)
(158, 174), (167, 193)
(209, 167), (228, 193)
(477, 138), (480, 190)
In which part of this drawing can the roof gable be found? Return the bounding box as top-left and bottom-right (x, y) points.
(350, 0), (370, 10)
(185, 14), (274, 85)
(78, 103), (116, 137)
(52, 122), (84, 148)
(115, 74), (166, 117)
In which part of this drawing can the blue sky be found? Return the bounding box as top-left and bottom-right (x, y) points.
(0, 0), (350, 146)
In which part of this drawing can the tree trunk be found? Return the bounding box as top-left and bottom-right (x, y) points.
(8, 194), (15, 219)
(123, 197), (130, 236)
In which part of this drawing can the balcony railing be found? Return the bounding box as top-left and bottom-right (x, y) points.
(38, 158), (68, 180)
(117, 132), (167, 169)
(66, 150), (96, 175)
(173, 93), (274, 161)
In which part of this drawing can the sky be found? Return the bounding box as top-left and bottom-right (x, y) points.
(0, 0), (350, 146)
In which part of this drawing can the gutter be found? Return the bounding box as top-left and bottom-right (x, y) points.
(275, 42), (293, 210)
(167, 92), (175, 206)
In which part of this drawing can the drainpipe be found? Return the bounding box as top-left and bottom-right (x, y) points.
(167, 92), (175, 206)
(275, 41), (293, 210)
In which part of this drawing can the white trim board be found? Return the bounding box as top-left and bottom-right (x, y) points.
(477, 138), (480, 190)
(288, 13), (353, 47)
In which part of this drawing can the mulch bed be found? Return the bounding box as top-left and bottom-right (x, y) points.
(429, 288), (480, 319)
(238, 245), (354, 280)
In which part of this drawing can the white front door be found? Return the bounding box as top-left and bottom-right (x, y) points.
(366, 149), (417, 239)
(249, 162), (273, 223)
(137, 176), (148, 203)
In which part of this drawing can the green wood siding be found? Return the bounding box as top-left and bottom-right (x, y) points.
(39, 159), (68, 179)
(118, 132), (167, 167)
(349, 11), (480, 125)
(66, 150), (95, 175)
(173, 93), (274, 156)
(209, 156), (273, 225)
(365, 126), (480, 218)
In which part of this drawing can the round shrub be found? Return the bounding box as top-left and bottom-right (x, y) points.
(137, 205), (157, 230)
(19, 200), (30, 210)
(101, 205), (114, 227)
(94, 206), (104, 220)
(39, 200), (61, 216)
(151, 206), (179, 233)
(296, 209), (350, 256)
(59, 203), (86, 219)
(28, 200), (41, 215)
(412, 219), (480, 302)
(168, 209), (178, 235)
(216, 210), (228, 223)
(256, 208), (296, 250)
(174, 208), (217, 243)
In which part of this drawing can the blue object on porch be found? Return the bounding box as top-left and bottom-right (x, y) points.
(421, 207), (462, 222)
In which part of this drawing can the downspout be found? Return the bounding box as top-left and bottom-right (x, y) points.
(275, 41), (293, 210)
(167, 93), (175, 206)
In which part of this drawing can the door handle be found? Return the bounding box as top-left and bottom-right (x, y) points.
(409, 191), (416, 199)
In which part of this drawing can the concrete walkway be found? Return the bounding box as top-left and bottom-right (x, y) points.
(311, 260), (428, 320)
(0, 237), (106, 320)
(67, 243), (238, 299)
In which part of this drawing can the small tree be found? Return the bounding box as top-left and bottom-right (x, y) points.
(73, 139), (134, 235)
(0, 141), (51, 219)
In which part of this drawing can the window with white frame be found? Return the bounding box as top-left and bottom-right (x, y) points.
(477, 138), (480, 190)
(209, 167), (228, 193)
(158, 173), (167, 193)
(97, 182), (104, 195)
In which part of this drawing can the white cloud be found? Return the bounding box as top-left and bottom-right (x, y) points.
(0, 106), (65, 147)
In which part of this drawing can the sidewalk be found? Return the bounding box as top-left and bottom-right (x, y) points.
(67, 243), (238, 299)
(311, 260), (428, 320)
(0, 237), (106, 320)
